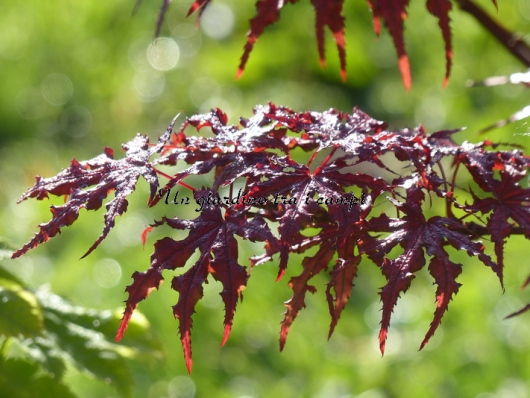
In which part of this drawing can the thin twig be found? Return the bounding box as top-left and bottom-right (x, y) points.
(455, 0), (530, 67)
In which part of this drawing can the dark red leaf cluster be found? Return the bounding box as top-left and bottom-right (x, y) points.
(13, 104), (530, 371)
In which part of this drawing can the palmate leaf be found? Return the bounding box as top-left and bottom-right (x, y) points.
(362, 187), (497, 353)
(467, 173), (530, 283)
(366, 0), (412, 89)
(117, 190), (278, 373)
(427, 0), (453, 87)
(141, 0), (496, 87)
(235, 0), (298, 79)
(366, 0), (456, 89)
(246, 154), (389, 279)
(457, 146), (530, 283)
(12, 128), (172, 260)
(280, 241), (335, 350)
(280, 194), (375, 349)
(325, 195), (377, 337)
(311, 0), (347, 81)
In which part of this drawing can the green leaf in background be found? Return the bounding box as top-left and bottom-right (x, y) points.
(0, 356), (76, 398)
(36, 283), (162, 355)
(0, 239), (16, 262)
(0, 278), (44, 338)
(0, 263), (162, 398)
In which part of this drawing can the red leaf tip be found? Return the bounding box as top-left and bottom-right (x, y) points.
(221, 324), (232, 347)
(181, 330), (193, 374)
(279, 333), (287, 352)
(141, 226), (153, 247)
(398, 55), (411, 91)
(340, 69), (347, 83)
(379, 329), (387, 356)
(275, 268), (285, 282)
(116, 312), (132, 342)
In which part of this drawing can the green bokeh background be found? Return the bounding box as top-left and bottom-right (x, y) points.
(1, 0), (530, 397)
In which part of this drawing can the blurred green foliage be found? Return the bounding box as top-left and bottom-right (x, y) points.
(0, 241), (162, 397)
(1, 0), (530, 397)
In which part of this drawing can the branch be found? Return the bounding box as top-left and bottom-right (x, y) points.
(455, 0), (530, 67)
(463, 222), (527, 240)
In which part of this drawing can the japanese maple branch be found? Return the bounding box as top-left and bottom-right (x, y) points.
(460, 222), (527, 239)
(455, 0), (530, 68)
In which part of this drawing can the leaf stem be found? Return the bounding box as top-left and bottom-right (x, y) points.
(307, 150), (319, 168)
(313, 146), (338, 175)
(437, 160), (454, 218)
(154, 168), (196, 192)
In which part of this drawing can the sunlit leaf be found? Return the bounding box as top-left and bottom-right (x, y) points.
(0, 279), (44, 338)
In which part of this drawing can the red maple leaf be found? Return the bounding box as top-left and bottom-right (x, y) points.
(426, 0), (453, 87)
(362, 187), (496, 354)
(467, 172), (530, 285)
(278, 195), (375, 349)
(141, 0), (499, 87)
(12, 129), (172, 259)
(366, 0), (411, 89)
(246, 152), (389, 279)
(456, 146), (530, 283)
(236, 0), (295, 79)
(311, 0), (347, 81)
(116, 190), (278, 373)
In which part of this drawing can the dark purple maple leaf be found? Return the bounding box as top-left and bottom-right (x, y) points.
(366, 0), (412, 89)
(427, 0), (453, 86)
(138, 0), (501, 87)
(235, 0), (296, 79)
(12, 127), (173, 259)
(362, 187), (497, 353)
(280, 238), (336, 350)
(311, 0), (347, 81)
(273, 193), (375, 349)
(185, 0), (496, 87)
(116, 190), (278, 373)
(246, 152), (389, 280)
(466, 171), (530, 285)
(324, 195), (376, 338)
